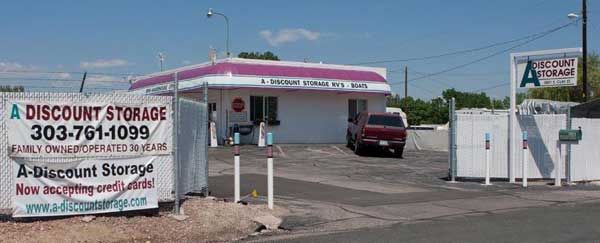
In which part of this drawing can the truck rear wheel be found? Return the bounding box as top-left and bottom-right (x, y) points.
(394, 146), (404, 159)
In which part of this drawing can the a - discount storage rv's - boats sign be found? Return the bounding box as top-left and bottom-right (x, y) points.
(7, 100), (172, 217)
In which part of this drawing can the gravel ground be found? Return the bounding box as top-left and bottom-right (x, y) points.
(0, 198), (287, 243)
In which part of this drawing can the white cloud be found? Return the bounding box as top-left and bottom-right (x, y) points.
(259, 28), (321, 47)
(0, 62), (28, 71)
(0, 60), (131, 91)
(80, 59), (130, 69)
(0, 61), (72, 80)
(89, 74), (127, 83)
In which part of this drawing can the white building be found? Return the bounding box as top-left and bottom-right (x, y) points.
(129, 58), (391, 144)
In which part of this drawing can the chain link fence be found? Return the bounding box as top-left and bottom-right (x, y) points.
(0, 92), (208, 212)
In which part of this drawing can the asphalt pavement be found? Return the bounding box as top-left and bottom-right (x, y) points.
(207, 144), (600, 242)
(262, 202), (600, 243)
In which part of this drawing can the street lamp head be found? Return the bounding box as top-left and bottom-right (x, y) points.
(207, 8), (213, 18)
(568, 13), (580, 20)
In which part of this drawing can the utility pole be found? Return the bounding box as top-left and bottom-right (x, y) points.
(404, 66), (408, 116)
(79, 72), (87, 93)
(158, 52), (165, 71)
(582, 0), (589, 101)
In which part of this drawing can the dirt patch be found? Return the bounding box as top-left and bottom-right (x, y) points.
(0, 198), (287, 243)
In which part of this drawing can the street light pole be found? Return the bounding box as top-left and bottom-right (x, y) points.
(207, 8), (230, 58)
(582, 0), (588, 101)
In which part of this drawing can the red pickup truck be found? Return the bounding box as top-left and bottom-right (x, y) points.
(346, 112), (407, 158)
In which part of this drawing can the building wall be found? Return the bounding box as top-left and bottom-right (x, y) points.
(202, 89), (386, 144)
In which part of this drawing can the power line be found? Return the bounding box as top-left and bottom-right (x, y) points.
(349, 25), (569, 66)
(392, 69), (506, 76)
(0, 70), (138, 77)
(0, 77), (129, 83)
(470, 83), (510, 93)
(391, 20), (577, 84)
(408, 82), (437, 96)
(408, 70), (453, 88)
(24, 86), (127, 91)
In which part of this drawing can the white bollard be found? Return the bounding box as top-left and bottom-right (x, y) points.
(555, 142), (562, 187)
(522, 131), (528, 188)
(484, 133), (491, 186)
(267, 133), (274, 210)
(234, 133), (240, 202)
(210, 122), (218, 147)
(258, 122), (266, 147)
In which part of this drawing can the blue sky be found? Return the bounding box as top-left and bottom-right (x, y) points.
(0, 0), (597, 98)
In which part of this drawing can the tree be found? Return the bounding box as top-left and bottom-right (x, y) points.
(386, 89), (523, 126)
(238, 51), (280, 61)
(442, 88), (492, 109)
(386, 95), (448, 125)
(0, 86), (24, 92)
(527, 53), (600, 102)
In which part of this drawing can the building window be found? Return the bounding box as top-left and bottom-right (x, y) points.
(348, 99), (367, 119)
(250, 96), (278, 124)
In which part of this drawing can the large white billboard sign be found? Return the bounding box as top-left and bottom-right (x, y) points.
(7, 101), (172, 158)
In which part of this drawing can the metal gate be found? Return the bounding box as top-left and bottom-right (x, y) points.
(177, 98), (209, 195)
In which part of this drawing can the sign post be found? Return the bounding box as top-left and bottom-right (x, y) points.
(509, 48), (581, 184)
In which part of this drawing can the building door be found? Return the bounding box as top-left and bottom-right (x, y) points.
(348, 99), (368, 119)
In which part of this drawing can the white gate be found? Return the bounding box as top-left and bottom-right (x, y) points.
(456, 114), (572, 180)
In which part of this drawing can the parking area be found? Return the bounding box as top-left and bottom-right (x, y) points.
(209, 144), (450, 194)
(208, 144), (600, 239)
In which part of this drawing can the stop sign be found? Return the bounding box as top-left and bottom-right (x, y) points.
(231, 97), (245, 112)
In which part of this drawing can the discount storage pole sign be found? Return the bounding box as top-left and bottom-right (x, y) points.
(7, 100), (172, 217)
(518, 57), (578, 88)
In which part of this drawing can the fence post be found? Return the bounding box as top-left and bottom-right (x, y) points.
(566, 105), (572, 184)
(448, 97), (457, 182)
(484, 132), (491, 186)
(522, 131), (528, 188)
(173, 72), (180, 214)
(204, 82), (210, 196)
(555, 141), (562, 187)
(234, 132), (240, 202)
(267, 133), (274, 209)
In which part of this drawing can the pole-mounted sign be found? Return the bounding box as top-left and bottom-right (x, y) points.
(508, 48), (582, 183)
(518, 57), (578, 88)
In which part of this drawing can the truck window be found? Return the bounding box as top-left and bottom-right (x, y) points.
(367, 115), (405, 127)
